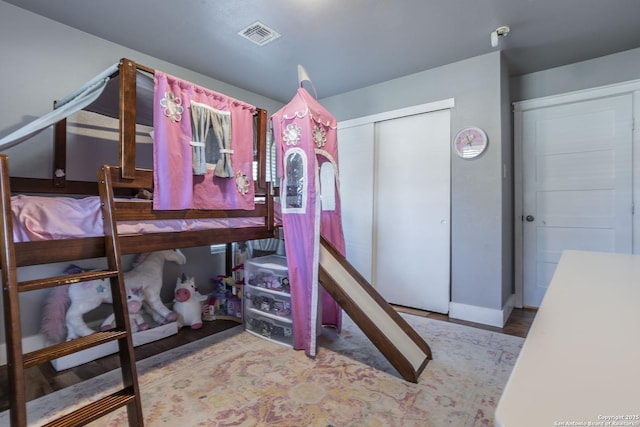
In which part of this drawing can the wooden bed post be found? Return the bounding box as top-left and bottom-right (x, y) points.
(266, 182), (274, 232)
(53, 117), (67, 188)
(225, 242), (234, 276)
(119, 58), (138, 180)
(0, 154), (27, 427)
(255, 108), (268, 193)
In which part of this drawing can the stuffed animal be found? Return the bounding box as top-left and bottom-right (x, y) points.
(100, 287), (150, 333)
(173, 274), (206, 329)
(42, 250), (186, 343)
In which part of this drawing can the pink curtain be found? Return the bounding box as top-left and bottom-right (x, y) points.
(153, 71), (256, 210)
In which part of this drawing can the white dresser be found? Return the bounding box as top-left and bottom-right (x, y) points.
(495, 250), (640, 426)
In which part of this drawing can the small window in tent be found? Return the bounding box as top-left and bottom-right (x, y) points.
(320, 162), (336, 211)
(283, 148), (307, 213)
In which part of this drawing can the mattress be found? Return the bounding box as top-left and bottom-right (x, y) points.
(10, 194), (264, 243)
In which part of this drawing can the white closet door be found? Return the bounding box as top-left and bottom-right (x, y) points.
(338, 123), (375, 282)
(522, 94), (633, 307)
(374, 109), (451, 313)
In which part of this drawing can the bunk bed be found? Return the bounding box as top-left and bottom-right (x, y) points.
(2, 57), (276, 265)
(0, 57), (277, 426)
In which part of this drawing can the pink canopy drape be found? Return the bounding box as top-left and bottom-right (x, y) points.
(271, 86), (345, 357)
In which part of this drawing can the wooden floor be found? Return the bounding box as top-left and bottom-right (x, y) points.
(0, 308), (536, 413)
(393, 305), (537, 339)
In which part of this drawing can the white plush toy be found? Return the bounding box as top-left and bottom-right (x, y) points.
(100, 287), (150, 333)
(41, 250), (186, 343)
(173, 274), (206, 329)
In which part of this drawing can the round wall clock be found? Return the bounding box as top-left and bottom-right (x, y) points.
(453, 126), (488, 159)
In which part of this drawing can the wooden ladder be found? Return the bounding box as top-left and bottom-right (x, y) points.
(0, 155), (144, 426)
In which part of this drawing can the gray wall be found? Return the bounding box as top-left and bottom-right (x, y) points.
(321, 51), (512, 314)
(0, 2), (281, 344)
(4, 0), (639, 343)
(500, 54), (514, 306)
(0, 1), (283, 180)
(511, 47), (640, 102)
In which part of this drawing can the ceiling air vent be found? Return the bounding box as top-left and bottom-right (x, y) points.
(238, 21), (281, 46)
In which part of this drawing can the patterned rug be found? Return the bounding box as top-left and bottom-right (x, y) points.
(0, 313), (524, 426)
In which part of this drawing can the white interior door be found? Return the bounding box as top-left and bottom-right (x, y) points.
(374, 110), (451, 313)
(522, 94), (633, 307)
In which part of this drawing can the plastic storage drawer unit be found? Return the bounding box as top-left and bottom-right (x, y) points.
(244, 255), (290, 294)
(245, 284), (292, 319)
(244, 310), (293, 347)
(244, 255), (293, 347)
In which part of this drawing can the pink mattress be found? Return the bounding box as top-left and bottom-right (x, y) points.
(10, 194), (265, 243)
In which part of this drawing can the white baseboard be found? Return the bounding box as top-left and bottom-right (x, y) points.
(0, 334), (45, 366)
(449, 294), (516, 328)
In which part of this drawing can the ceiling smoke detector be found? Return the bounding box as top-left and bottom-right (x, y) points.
(239, 21), (281, 46)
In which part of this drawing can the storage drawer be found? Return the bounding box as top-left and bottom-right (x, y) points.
(245, 309), (293, 347)
(244, 255), (291, 294)
(244, 284), (292, 320)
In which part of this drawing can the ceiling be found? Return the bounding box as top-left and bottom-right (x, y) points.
(5, 0), (640, 103)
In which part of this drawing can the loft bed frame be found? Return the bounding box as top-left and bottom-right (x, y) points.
(5, 57), (276, 264)
(0, 58), (276, 426)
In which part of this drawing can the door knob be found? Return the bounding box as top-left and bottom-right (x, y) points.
(525, 215), (535, 222)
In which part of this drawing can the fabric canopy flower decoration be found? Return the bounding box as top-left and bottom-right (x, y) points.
(235, 171), (250, 195)
(160, 91), (184, 123)
(312, 125), (327, 148)
(283, 123), (302, 146)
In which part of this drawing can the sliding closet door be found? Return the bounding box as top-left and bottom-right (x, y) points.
(338, 123), (375, 282)
(374, 110), (451, 313)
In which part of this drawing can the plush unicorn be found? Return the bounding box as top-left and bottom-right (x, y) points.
(99, 287), (150, 333)
(172, 274), (206, 329)
(126, 250), (187, 324)
(41, 249), (186, 342)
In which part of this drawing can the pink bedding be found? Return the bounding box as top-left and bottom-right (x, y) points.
(10, 194), (265, 243)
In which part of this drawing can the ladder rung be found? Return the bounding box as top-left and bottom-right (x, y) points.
(18, 269), (119, 293)
(23, 330), (127, 368)
(2, 158), (144, 426)
(42, 387), (136, 427)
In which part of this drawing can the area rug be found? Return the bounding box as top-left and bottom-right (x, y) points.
(0, 313), (524, 426)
